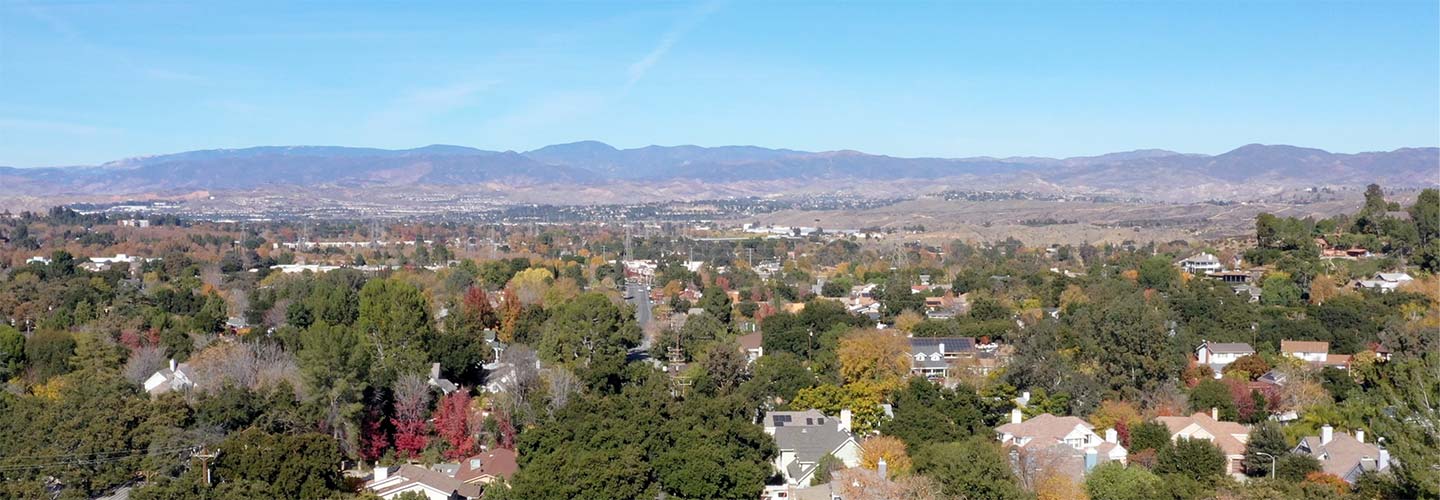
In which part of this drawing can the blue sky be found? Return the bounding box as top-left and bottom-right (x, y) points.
(1, 0), (1436, 167)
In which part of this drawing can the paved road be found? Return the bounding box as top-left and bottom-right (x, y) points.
(624, 283), (657, 363)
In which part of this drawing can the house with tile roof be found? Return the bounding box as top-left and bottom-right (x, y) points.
(1156, 410), (1251, 478)
(996, 410), (1127, 481)
(366, 463), (484, 499)
(763, 409), (862, 490)
(1293, 425), (1390, 484)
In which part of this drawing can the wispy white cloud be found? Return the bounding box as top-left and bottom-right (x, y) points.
(625, 0), (725, 91)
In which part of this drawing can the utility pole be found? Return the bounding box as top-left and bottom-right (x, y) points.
(194, 448), (220, 487)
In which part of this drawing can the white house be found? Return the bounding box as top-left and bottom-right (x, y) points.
(1281, 340), (1329, 363)
(1178, 252), (1224, 275)
(1196, 341), (1256, 378)
(143, 359), (194, 396)
(763, 409), (863, 491)
(1356, 272), (1414, 293)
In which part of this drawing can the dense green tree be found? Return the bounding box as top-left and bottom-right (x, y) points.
(1189, 379), (1238, 421)
(1085, 462), (1162, 500)
(1156, 437), (1226, 483)
(24, 329), (75, 380)
(912, 437), (1026, 500)
(356, 278), (433, 385)
(1411, 188), (1440, 245)
(297, 321), (370, 453)
(739, 351), (817, 405)
(1128, 421), (1172, 454)
(880, 378), (989, 448)
(0, 324), (24, 380)
(698, 285), (732, 324)
(1274, 453), (1322, 482)
(538, 293), (640, 389)
(1073, 292), (1182, 395)
(212, 428), (345, 498)
(1138, 255), (1179, 288)
(1243, 422), (1290, 477)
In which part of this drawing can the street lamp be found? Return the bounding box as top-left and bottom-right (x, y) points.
(1255, 452), (1277, 478)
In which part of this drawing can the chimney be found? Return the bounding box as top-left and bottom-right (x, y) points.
(1084, 448), (1098, 472)
(1378, 448), (1390, 471)
(839, 409), (853, 433)
(1011, 408), (1023, 425)
(169, 358), (177, 372)
(373, 464), (389, 481)
(1211, 407), (1218, 421)
(938, 343), (946, 355)
(877, 457), (888, 479)
(1019, 391), (1031, 407)
(1321, 425), (1334, 445)
(1105, 428), (1118, 444)
(1355, 430), (1364, 444)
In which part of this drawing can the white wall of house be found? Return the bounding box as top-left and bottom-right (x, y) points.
(1288, 351), (1328, 363)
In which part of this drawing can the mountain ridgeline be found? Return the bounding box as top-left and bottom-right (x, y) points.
(1, 142), (1436, 201)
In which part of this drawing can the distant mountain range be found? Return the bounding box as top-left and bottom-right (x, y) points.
(1, 142), (1435, 202)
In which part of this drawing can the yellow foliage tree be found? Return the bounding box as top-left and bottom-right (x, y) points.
(1059, 284), (1090, 311)
(859, 436), (912, 479)
(506, 267), (554, 306)
(1309, 275), (1340, 305)
(893, 310), (924, 332)
(1088, 400), (1142, 432)
(1035, 471), (1088, 500)
(837, 329), (910, 387)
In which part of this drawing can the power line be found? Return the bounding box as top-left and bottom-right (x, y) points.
(0, 446), (197, 472)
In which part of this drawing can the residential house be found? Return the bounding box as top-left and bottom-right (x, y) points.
(1356, 272), (1414, 293)
(996, 411), (1127, 481)
(366, 464), (484, 499)
(908, 337), (976, 379)
(1281, 340), (1351, 369)
(427, 363), (459, 395)
(1293, 426), (1389, 484)
(763, 410), (863, 490)
(737, 331), (764, 364)
(451, 449), (519, 486)
(25, 256), (51, 265)
(482, 362), (516, 394)
(143, 359), (194, 396)
(1196, 341), (1256, 378)
(924, 292), (969, 320)
(1157, 410), (1251, 478)
(1178, 252), (1224, 275)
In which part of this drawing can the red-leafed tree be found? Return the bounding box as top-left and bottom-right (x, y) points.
(1114, 420), (1131, 449)
(360, 406), (390, 462)
(393, 374), (432, 459)
(463, 287), (499, 330)
(495, 408), (517, 450)
(433, 390), (478, 460)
